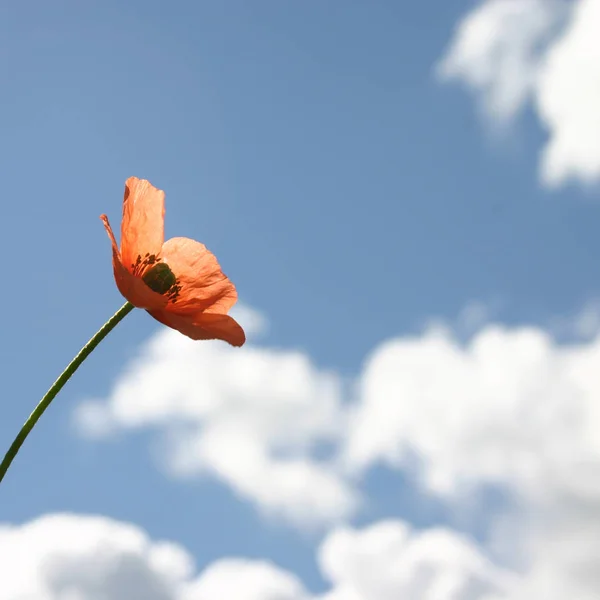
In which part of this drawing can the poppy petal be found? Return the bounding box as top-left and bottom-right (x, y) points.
(148, 309), (246, 346)
(101, 215), (168, 310)
(121, 177), (165, 271)
(159, 237), (238, 314)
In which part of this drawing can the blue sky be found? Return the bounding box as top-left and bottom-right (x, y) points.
(2, 1), (600, 598)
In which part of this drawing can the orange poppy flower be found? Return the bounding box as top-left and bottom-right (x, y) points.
(100, 177), (245, 347)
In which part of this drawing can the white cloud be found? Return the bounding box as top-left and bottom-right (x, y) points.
(0, 513), (195, 600)
(343, 322), (600, 598)
(436, 0), (567, 123)
(437, 0), (600, 187)
(535, 0), (600, 186)
(74, 302), (600, 597)
(343, 325), (595, 496)
(316, 521), (514, 600)
(74, 320), (358, 528)
(0, 513), (309, 600)
(0, 513), (512, 600)
(184, 560), (308, 600)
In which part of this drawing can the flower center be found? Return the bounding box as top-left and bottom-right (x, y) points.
(132, 253), (182, 302)
(143, 262), (177, 293)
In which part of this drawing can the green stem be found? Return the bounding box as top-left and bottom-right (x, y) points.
(0, 301), (135, 485)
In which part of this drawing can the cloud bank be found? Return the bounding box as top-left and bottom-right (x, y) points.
(72, 300), (600, 598)
(0, 514), (512, 600)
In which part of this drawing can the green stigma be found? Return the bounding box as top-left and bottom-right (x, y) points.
(142, 262), (178, 295)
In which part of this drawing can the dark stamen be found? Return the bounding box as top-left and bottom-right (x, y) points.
(132, 254), (182, 302)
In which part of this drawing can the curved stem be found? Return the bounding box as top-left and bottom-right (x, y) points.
(0, 301), (135, 485)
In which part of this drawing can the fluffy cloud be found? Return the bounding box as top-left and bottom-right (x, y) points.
(0, 514), (195, 600)
(0, 513), (511, 600)
(74, 313), (358, 528)
(184, 560), (308, 600)
(74, 302), (600, 597)
(343, 324), (595, 497)
(316, 521), (514, 600)
(343, 323), (600, 599)
(437, 0), (600, 187)
(436, 0), (567, 123)
(0, 513), (308, 600)
(535, 0), (600, 185)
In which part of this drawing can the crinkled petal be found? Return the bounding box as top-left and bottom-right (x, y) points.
(101, 215), (168, 310)
(120, 177), (165, 270)
(148, 309), (246, 346)
(160, 237), (238, 314)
